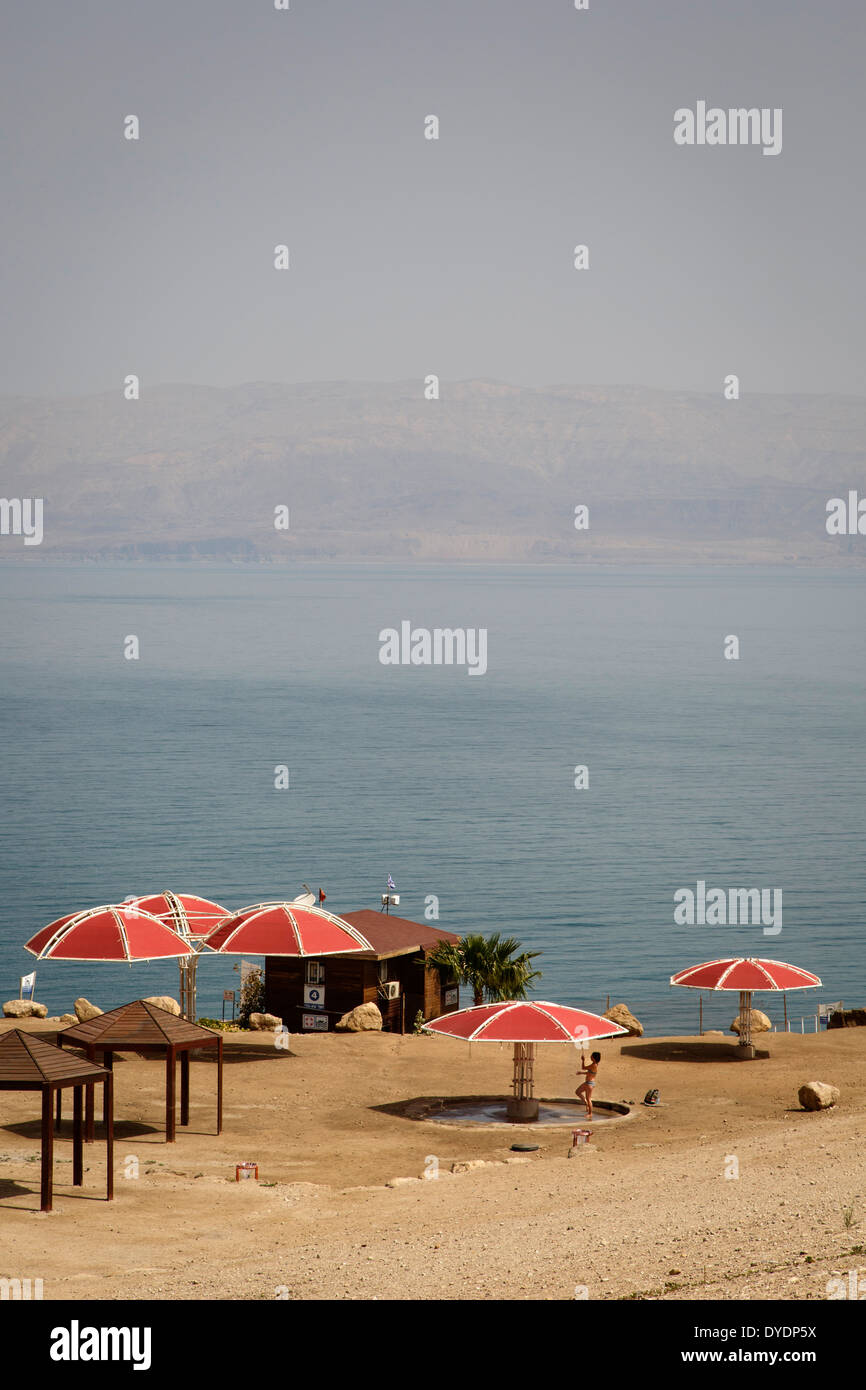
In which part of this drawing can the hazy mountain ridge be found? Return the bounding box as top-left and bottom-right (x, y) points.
(0, 381), (864, 562)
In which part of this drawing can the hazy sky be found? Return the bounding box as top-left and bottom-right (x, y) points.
(2, 0), (864, 397)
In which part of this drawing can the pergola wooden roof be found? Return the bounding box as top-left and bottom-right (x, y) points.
(58, 1000), (222, 1143)
(60, 999), (218, 1047)
(0, 1029), (113, 1212)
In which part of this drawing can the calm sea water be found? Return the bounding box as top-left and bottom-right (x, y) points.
(0, 563), (863, 1036)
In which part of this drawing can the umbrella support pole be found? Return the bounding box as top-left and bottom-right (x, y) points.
(506, 1042), (539, 1123)
(735, 990), (756, 1059)
(179, 956), (198, 1022)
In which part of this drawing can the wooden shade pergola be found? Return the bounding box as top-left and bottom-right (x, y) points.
(57, 1000), (222, 1143)
(0, 1028), (113, 1213)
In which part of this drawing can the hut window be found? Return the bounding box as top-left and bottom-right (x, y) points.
(306, 961), (325, 985)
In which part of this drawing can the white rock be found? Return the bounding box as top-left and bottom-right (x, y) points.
(335, 1003), (383, 1032)
(798, 1081), (840, 1111)
(73, 998), (103, 1022)
(2, 1000), (48, 1018)
(603, 1002), (643, 1036)
(142, 996), (181, 1016)
(730, 1008), (771, 1035)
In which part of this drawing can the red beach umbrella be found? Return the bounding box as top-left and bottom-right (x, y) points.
(423, 1000), (625, 1043)
(423, 1000), (627, 1122)
(125, 892), (229, 1019)
(24, 905), (196, 963)
(670, 957), (822, 1051)
(125, 892), (227, 941)
(206, 901), (374, 956)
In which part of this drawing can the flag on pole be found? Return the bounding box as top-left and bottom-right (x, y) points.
(318, 888), (327, 903)
(19, 971), (36, 1000)
(387, 875), (396, 890)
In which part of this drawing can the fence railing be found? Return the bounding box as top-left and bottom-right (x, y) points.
(585, 993), (845, 1039)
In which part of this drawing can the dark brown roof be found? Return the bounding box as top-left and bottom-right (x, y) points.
(0, 1029), (109, 1087)
(337, 910), (460, 960)
(60, 1000), (219, 1048)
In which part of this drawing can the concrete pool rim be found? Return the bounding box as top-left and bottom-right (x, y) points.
(402, 1095), (637, 1128)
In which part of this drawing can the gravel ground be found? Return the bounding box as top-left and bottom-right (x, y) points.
(1, 1022), (863, 1301)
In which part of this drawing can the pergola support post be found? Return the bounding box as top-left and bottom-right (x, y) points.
(72, 1085), (83, 1186)
(41, 1086), (54, 1212)
(216, 1035), (223, 1135)
(85, 1075), (95, 1142)
(102, 1052), (113, 1126)
(165, 1046), (177, 1141)
(105, 1072), (114, 1200)
(180, 1050), (190, 1126)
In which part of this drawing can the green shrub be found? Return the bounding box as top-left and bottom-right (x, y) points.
(238, 967), (265, 1026)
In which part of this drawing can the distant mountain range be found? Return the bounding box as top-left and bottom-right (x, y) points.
(1, 380), (864, 563)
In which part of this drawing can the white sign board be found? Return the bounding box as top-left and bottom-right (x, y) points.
(302, 1014), (328, 1031)
(303, 985), (325, 1009)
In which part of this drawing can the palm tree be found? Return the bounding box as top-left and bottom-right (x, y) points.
(486, 934), (543, 1001)
(428, 932), (541, 1005)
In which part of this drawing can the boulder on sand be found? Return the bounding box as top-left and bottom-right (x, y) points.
(248, 1012), (282, 1031)
(73, 998), (103, 1022)
(143, 996), (181, 1016)
(2, 1000), (48, 1019)
(798, 1081), (840, 1111)
(603, 1003), (643, 1036)
(335, 1003), (383, 1032)
(730, 1009), (771, 1035)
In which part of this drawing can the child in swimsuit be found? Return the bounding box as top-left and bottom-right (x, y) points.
(575, 1051), (601, 1119)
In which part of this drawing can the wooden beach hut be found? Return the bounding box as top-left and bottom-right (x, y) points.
(264, 910), (461, 1034)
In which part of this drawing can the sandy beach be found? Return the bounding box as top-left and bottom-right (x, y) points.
(2, 1020), (864, 1302)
